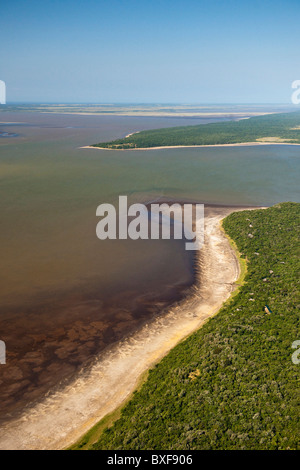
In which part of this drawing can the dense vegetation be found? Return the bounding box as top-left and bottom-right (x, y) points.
(75, 203), (299, 450)
(93, 111), (300, 149)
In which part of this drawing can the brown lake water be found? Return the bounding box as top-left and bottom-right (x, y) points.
(0, 110), (299, 422)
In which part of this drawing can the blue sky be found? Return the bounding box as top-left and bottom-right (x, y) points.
(0, 0), (299, 103)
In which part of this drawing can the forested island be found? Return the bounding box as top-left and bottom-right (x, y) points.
(71, 202), (300, 450)
(92, 111), (300, 149)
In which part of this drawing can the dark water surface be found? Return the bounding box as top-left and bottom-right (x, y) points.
(0, 111), (299, 422)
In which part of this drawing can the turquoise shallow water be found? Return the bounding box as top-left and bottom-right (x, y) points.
(0, 110), (299, 420)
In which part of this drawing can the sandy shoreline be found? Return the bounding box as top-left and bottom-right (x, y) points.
(80, 141), (300, 151)
(0, 205), (260, 450)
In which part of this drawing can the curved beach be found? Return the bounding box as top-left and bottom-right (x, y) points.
(0, 205), (256, 450)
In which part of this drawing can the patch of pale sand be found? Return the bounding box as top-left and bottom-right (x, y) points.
(80, 141), (300, 151)
(256, 137), (298, 143)
(124, 131), (140, 138)
(0, 206), (263, 450)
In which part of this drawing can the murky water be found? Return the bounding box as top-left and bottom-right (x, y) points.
(0, 110), (299, 421)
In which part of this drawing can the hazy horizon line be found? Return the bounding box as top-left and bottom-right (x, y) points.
(0, 102), (297, 106)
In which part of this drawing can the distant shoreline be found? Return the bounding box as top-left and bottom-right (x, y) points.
(80, 141), (300, 151)
(81, 110), (300, 151)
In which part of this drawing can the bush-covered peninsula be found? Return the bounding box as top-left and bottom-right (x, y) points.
(92, 111), (300, 149)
